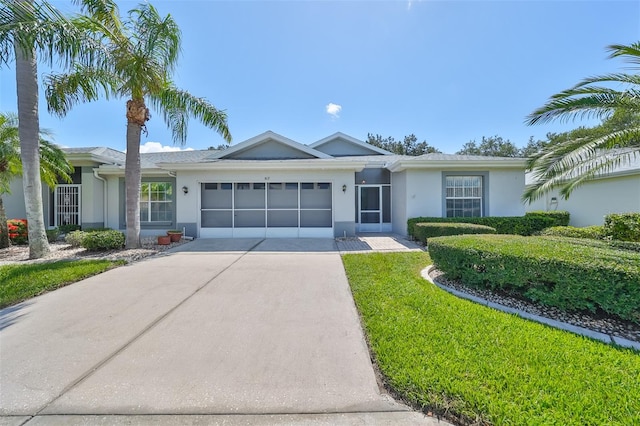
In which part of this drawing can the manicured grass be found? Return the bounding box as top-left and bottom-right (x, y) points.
(343, 252), (640, 425)
(0, 260), (125, 308)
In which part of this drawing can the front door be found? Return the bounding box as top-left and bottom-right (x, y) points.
(358, 185), (382, 232)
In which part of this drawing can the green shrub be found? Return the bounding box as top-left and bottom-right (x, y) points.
(58, 224), (81, 234)
(65, 230), (87, 247)
(80, 230), (125, 251)
(428, 235), (640, 323)
(46, 228), (60, 243)
(407, 212), (564, 237)
(525, 210), (570, 227)
(604, 213), (640, 242)
(608, 240), (640, 252)
(413, 222), (496, 243)
(540, 225), (605, 240)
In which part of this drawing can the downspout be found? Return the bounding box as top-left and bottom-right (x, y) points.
(93, 169), (108, 229)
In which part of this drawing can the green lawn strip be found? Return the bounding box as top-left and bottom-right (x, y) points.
(343, 252), (640, 425)
(0, 259), (126, 308)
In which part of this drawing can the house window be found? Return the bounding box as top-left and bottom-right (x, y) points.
(445, 176), (482, 217)
(140, 182), (173, 222)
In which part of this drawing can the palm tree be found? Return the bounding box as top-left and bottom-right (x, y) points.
(0, 0), (102, 258)
(524, 42), (640, 203)
(0, 112), (73, 249)
(45, 1), (232, 248)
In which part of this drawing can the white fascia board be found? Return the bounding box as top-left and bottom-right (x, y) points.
(309, 132), (393, 155)
(157, 159), (368, 172)
(387, 159), (527, 172)
(210, 131), (332, 160)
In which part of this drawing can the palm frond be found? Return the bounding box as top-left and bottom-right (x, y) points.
(44, 66), (122, 117)
(149, 86), (231, 145)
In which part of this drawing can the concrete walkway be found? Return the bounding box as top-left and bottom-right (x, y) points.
(0, 238), (443, 425)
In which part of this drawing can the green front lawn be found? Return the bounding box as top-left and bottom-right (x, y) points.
(343, 252), (640, 425)
(0, 260), (125, 308)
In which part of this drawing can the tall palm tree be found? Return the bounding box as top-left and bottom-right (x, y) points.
(524, 42), (640, 203)
(45, 1), (231, 248)
(0, 112), (73, 249)
(0, 0), (102, 258)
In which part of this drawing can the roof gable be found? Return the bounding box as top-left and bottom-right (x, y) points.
(310, 132), (392, 156)
(209, 131), (331, 160)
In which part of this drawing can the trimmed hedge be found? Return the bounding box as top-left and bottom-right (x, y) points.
(413, 222), (496, 243)
(604, 213), (640, 242)
(81, 230), (125, 251)
(408, 211), (569, 238)
(540, 225), (605, 240)
(428, 234), (640, 323)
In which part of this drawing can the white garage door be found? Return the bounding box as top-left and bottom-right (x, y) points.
(199, 182), (333, 238)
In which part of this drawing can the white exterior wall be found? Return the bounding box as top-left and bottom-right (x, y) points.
(5, 179), (27, 219)
(526, 174), (640, 227)
(488, 169), (526, 216)
(404, 170), (444, 220)
(176, 169), (357, 237)
(104, 175), (122, 230)
(391, 171), (407, 235)
(396, 168), (525, 236)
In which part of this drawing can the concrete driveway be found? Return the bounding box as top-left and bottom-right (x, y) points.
(1, 239), (445, 425)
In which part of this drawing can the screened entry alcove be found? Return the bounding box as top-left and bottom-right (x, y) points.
(200, 182), (333, 237)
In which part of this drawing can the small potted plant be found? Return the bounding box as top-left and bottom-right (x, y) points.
(166, 229), (183, 242)
(157, 234), (171, 245)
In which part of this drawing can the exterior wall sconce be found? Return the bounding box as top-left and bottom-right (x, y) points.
(342, 184), (347, 193)
(182, 186), (189, 194)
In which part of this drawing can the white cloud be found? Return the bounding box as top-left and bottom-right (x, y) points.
(325, 103), (342, 119)
(139, 141), (194, 153)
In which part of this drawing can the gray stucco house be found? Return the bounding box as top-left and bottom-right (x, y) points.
(6, 131), (527, 238)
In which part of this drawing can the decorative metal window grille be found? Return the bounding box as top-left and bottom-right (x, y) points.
(54, 185), (81, 226)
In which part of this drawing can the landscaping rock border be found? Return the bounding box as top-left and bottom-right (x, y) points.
(423, 266), (640, 351)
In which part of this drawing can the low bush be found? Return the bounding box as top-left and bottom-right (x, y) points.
(413, 222), (496, 243)
(65, 230), (86, 247)
(540, 225), (605, 240)
(80, 230), (125, 251)
(58, 224), (81, 234)
(525, 210), (570, 227)
(428, 235), (640, 323)
(407, 211), (568, 237)
(7, 219), (28, 244)
(46, 228), (60, 243)
(604, 213), (640, 242)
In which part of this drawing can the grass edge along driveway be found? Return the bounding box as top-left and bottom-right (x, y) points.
(342, 252), (640, 426)
(0, 259), (125, 309)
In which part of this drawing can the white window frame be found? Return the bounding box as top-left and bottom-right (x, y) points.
(140, 182), (174, 223)
(445, 175), (483, 218)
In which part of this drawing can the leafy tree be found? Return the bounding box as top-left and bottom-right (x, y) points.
(366, 133), (441, 156)
(0, 112), (73, 248)
(524, 42), (640, 202)
(45, 1), (232, 248)
(456, 135), (521, 157)
(0, 0), (95, 258)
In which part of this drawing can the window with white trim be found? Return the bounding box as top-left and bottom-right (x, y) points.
(445, 176), (482, 217)
(140, 182), (173, 222)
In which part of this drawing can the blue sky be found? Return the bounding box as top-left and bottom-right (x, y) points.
(1, 0), (639, 153)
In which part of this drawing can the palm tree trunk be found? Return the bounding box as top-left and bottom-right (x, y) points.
(124, 102), (144, 249)
(14, 31), (50, 259)
(0, 195), (9, 249)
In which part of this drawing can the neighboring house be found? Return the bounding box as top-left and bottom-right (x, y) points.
(5, 131), (527, 238)
(525, 154), (640, 227)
